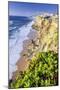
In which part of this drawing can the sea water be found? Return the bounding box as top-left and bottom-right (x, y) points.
(9, 16), (34, 79)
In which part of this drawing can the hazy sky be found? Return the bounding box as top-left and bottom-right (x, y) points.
(8, 2), (58, 16)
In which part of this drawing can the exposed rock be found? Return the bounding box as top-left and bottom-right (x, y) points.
(32, 15), (58, 53)
(27, 30), (39, 41)
(23, 39), (32, 49)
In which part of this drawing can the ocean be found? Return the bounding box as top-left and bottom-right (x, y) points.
(9, 16), (34, 79)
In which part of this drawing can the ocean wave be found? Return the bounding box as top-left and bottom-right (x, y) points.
(9, 26), (17, 31)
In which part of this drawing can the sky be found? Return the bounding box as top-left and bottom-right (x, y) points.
(8, 2), (58, 16)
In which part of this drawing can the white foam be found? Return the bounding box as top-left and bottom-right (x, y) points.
(9, 26), (17, 31)
(9, 21), (13, 25)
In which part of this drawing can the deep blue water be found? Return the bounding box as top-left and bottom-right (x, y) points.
(9, 16), (32, 38)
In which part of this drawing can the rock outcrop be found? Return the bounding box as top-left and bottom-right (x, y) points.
(32, 14), (58, 53)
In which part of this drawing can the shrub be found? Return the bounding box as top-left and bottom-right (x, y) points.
(9, 51), (58, 88)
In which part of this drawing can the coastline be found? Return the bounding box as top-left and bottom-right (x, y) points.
(9, 20), (34, 79)
(10, 14), (58, 80)
(11, 25), (39, 80)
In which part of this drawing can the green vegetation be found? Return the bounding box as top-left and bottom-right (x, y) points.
(9, 51), (58, 88)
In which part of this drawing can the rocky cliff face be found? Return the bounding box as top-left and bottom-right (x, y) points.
(32, 15), (58, 53)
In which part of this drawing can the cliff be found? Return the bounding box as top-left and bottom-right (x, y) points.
(32, 14), (58, 53)
(12, 14), (58, 81)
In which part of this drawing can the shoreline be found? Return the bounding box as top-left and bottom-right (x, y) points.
(11, 27), (39, 80)
(10, 14), (58, 80)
